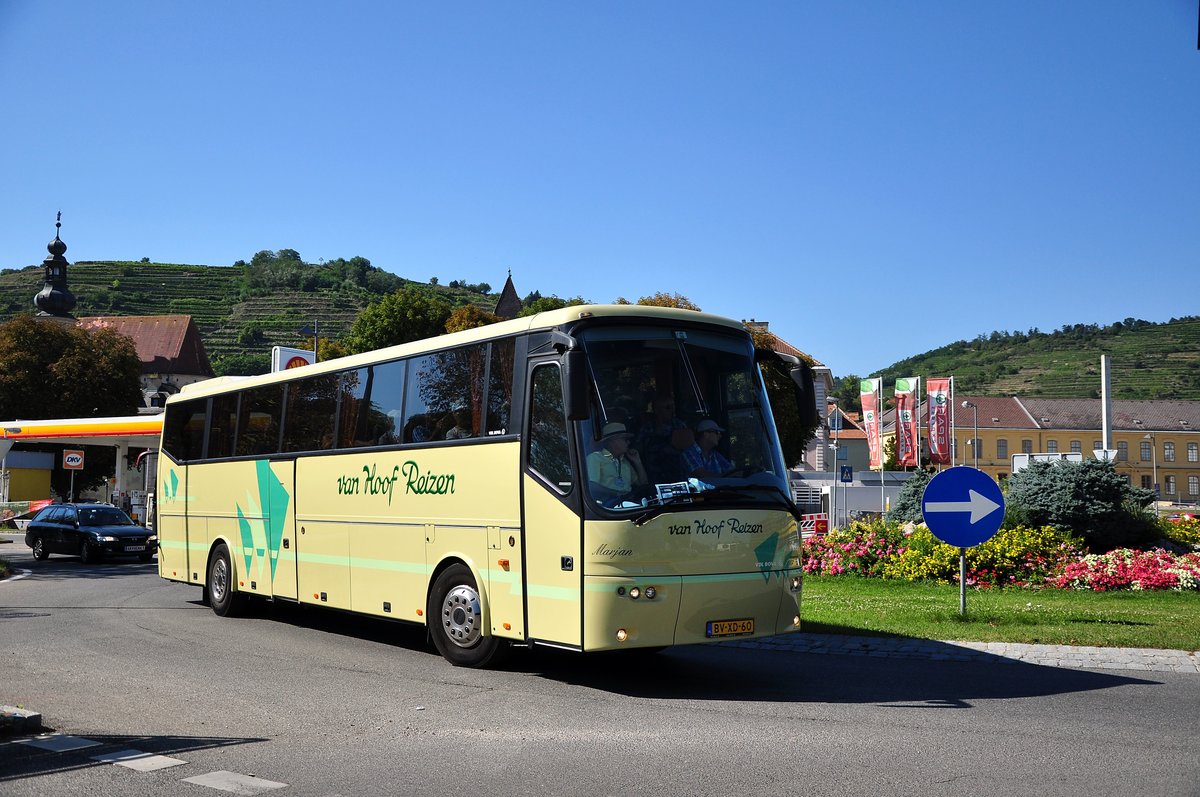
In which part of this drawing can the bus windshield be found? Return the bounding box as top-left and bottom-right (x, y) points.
(579, 325), (790, 513)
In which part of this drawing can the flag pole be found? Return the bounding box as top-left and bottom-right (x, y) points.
(879, 378), (886, 518)
(950, 376), (957, 467)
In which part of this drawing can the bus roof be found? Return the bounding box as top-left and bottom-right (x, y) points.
(172, 304), (749, 402)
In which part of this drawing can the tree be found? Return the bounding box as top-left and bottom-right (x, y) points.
(747, 325), (816, 468)
(445, 305), (502, 333)
(518, 295), (588, 317)
(1004, 459), (1157, 551)
(0, 316), (142, 420)
(0, 316), (143, 496)
(347, 286), (452, 353)
(886, 468), (933, 523)
(614, 292), (702, 311)
(831, 375), (863, 414)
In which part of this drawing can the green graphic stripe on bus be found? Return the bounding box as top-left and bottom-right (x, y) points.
(584, 571), (791, 591)
(755, 533), (781, 583)
(163, 469), (180, 502)
(259, 460), (290, 579)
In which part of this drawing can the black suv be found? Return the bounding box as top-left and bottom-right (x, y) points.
(25, 503), (157, 563)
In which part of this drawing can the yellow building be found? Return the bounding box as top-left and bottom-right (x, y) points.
(884, 397), (1200, 508)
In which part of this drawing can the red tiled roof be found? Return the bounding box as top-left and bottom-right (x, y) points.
(77, 315), (213, 377)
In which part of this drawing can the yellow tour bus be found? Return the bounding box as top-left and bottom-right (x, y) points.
(156, 304), (817, 667)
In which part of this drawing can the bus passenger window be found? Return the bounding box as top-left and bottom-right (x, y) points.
(528, 365), (573, 492)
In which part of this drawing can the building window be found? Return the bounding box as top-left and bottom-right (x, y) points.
(1141, 441), (1152, 461)
(1141, 475), (1152, 489)
(1189, 442), (1198, 463)
(1093, 440), (1102, 450)
(1070, 440), (1082, 454)
(1046, 439), (1058, 453)
(1189, 475), (1199, 497)
(1117, 441), (1128, 461)
(1164, 475), (1176, 495)
(1022, 439), (1033, 455)
(1164, 442), (1175, 462)
(996, 439), (1008, 460)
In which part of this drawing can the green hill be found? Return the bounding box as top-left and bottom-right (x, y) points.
(874, 317), (1200, 401)
(5, 256), (1199, 401)
(0, 257), (495, 374)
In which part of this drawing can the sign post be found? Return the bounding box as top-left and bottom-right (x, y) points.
(63, 449), (85, 502)
(921, 466), (1005, 616)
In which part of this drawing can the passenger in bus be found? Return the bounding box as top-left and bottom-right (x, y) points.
(443, 407), (474, 440)
(586, 422), (647, 505)
(682, 419), (734, 479)
(404, 414), (434, 443)
(635, 395), (692, 483)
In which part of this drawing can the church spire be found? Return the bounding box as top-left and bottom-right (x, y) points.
(34, 211), (77, 320)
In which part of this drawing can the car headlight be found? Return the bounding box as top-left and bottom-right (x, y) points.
(96, 535), (116, 542)
(147, 535), (157, 543)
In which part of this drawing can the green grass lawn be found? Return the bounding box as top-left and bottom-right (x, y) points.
(802, 575), (1200, 650)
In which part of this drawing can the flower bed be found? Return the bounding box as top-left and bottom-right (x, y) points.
(1051, 548), (1200, 592)
(802, 520), (1200, 592)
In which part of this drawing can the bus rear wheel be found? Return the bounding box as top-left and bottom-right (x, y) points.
(428, 564), (507, 668)
(208, 543), (246, 617)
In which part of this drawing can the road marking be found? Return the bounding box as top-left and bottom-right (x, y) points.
(924, 489), (1001, 523)
(182, 770), (288, 794)
(90, 748), (187, 771)
(16, 734), (101, 752)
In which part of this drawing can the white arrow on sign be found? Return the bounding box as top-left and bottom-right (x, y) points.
(925, 490), (1002, 524)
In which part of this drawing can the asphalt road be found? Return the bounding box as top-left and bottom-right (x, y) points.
(2, 535), (1198, 797)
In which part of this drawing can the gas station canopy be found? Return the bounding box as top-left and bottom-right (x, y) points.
(1, 415), (162, 449)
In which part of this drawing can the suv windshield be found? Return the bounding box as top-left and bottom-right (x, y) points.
(578, 325), (789, 513)
(78, 506), (135, 526)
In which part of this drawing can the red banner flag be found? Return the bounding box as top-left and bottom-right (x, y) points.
(927, 377), (952, 465)
(895, 378), (918, 467)
(860, 378), (882, 469)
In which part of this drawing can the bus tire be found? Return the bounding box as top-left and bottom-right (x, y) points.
(428, 563), (508, 668)
(207, 543), (246, 618)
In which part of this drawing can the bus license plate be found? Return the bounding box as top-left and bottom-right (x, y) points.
(706, 618), (754, 638)
(124, 545), (146, 552)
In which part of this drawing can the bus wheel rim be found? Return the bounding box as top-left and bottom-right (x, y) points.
(212, 558), (228, 602)
(441, 585), (481, 648)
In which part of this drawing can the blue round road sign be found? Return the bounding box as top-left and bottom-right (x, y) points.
(921, 466), (1005, 548)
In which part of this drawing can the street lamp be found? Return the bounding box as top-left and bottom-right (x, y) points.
(962, 400), (979, 469)
(298, 322), (320, 363)
(827, 399), (840, 529)
(1144, 433), (1159, 517)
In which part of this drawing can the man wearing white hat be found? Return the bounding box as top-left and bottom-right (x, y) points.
(586, 422), (647, 504)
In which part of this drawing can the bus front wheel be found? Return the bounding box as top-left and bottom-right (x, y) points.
(208, 543), (246, 617)
(428, 564), (507, 668)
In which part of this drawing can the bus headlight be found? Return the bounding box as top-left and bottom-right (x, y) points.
(616, 629), (629, 642)
(629, 587), (640, 599)
(789, 575), (801, 593)
(644, 586), (656, 600)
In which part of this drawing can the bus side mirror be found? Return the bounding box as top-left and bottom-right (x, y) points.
(563, 349), (590, 421)
(790, 363), (819, 429)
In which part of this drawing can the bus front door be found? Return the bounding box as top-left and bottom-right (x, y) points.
(521, 362), (583, 649)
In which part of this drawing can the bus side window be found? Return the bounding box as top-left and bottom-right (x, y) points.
(528, 364), (573, 493)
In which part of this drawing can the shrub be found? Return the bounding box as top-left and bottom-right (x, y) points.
(1051, 549), (1200, 592)
(1003, 459), (1157, 551)
(882, 525), (1082, 588)
(886, 469), (932, 524)
(802, 521), (908, 577)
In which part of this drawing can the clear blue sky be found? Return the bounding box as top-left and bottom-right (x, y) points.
(2, 2), (1197, 378)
